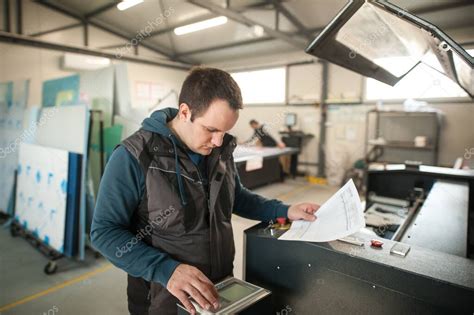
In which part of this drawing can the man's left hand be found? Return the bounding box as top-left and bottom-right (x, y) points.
(287, 203), (320, 222)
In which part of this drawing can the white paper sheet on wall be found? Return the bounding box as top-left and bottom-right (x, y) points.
(279, 179), (365, 242)
(15, 143), (69, 253)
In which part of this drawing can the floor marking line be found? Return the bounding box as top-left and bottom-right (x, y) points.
(0, 263), (112, 312)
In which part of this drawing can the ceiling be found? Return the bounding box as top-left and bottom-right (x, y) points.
(12, 0), (474, 65)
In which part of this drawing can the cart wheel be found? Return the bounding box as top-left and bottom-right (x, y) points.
(44, 261), (58, 275)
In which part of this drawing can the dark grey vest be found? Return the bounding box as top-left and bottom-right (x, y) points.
(121, 129), (237, 315)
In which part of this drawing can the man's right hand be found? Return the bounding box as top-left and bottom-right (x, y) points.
(167, 264), (219, 315)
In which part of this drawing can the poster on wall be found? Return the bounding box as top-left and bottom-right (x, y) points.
(15, 143), (69, 253)
(42, 74), (80, 107)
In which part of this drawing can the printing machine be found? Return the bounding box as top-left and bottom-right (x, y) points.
(244, 164), (474, 314)
(234, 146), (299, 189)
(243, 0), (474, 312)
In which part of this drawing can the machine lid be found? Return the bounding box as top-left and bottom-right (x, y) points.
(305, 0), (474, 98)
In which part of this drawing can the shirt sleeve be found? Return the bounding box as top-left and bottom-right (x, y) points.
(232, 165), (289, 222)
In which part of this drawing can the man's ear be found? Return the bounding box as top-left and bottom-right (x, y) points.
(178, 103), (192, 122)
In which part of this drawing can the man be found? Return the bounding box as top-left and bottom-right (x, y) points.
(248, 119), (285, 148)
(91, 67), (319, 315)
(247, 119), (291, 175)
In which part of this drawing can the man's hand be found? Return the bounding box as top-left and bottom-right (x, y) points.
(287, 202), (320, 222)
(167, 264), (219, 315)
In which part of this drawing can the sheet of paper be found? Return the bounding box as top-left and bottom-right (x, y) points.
(279, 179), (365, 242)
(245, 156), (263, 171)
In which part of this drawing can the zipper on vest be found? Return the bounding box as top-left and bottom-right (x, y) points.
(191, 163), (211, 230)
(195, 166), (209, 201)
(149, 166), (203, 185)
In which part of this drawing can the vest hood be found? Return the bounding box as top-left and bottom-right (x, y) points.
(141, 107), (190, 206)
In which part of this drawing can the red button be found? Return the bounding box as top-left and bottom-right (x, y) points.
(276, 217), (287, 225)
(371, 239), (384, 247)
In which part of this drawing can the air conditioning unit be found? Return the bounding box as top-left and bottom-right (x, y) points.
(61, 53), (111, 71)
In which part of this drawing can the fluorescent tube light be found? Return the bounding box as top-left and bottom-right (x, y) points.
(117, 0), (144, 11)
(174, 16), (228, 36)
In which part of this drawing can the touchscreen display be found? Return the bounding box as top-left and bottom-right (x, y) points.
(219, 283), (255, 302)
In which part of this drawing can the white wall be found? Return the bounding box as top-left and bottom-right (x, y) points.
(0, 43), (76, 106)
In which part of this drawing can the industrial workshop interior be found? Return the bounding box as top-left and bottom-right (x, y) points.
(0, 0), (473, 314)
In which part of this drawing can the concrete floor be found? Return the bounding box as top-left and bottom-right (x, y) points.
(0, 178), (337, 315)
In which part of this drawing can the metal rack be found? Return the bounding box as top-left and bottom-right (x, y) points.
(3, 108), (94, 275)
(364, 110), (441, 165)
(10, 220), (64, 274)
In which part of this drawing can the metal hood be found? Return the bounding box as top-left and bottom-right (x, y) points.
(305, 0), (474, 98)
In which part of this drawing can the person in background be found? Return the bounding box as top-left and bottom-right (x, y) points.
(246, 119), (291, 175)
(248, 119), (286, 148)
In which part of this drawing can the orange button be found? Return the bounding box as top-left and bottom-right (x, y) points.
(276, 217), (287, 225)
(371, 239), (384, 247)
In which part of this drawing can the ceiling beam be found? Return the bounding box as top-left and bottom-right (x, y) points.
(145, 1), (277, 39)
(187, 0), (307, 49)
(176, 37), (274, 57)
(30, 22), (83, 37)
(97, 43), (128, 50)
(271, 0), (312, 40)
(0, 30), (191, 70)
(84, 1), (119, 19)
(176, 26), (323, 57)
(158, 0), (177, 55)
(35, 0), (85, 22)
(34, 0), (193, 64)
(4, 0), (11, 32)
(16, 0), (23, 34)
(83, 22), (88, 46)
(232, 1), (273, 12)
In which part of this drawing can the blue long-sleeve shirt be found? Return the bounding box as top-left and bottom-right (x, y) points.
(90, 146), (289, 287)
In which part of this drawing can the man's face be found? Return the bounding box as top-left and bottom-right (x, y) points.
(179, 99), (239, 155)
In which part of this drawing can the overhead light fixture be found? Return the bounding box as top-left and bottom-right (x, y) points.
(117, 0), (144, 11)
(252, 25), (265, 37)
(174, 16), (228, 36)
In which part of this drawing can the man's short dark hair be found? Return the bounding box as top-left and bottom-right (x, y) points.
(249, 119), (258, 125)
(179, 67), (243, 121)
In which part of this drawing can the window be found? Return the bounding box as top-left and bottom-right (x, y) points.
(231, 67), (286, 104)
(365, 49), (474, 100)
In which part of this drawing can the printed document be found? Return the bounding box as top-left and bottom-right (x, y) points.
(279, 179), (365, 242)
